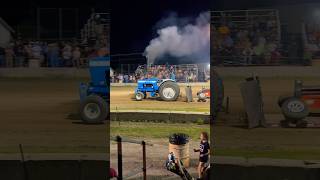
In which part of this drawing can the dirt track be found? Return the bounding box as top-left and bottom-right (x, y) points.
(110, 83), (210, 113)
(0, 78), (107, 153)
(222, 77), (319, 114)
(215, 77), (320, 160)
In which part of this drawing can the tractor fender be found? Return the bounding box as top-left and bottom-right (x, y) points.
(158, 79), (176, 86)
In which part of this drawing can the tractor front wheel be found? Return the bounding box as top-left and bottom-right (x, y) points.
(80, 95), (108, 124)
(135, 92), (145, 101)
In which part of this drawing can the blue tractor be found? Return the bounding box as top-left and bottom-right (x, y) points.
(135, 78), (180, 101)
(79, 56), (109, 124)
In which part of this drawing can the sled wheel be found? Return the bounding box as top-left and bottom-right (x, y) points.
(281, 97), (309, 120)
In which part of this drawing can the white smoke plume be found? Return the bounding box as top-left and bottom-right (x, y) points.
(144, 12), (210, 65)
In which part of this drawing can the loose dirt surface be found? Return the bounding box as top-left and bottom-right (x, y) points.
(0, 78), (108, 153)
(110, 83), (210, 113)
(221, 77), (319, 114)
(214, 126), (320, 160)
(215, 77), (320, 160)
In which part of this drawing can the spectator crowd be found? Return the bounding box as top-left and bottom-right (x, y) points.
(212, 13), (282, 65)
(0, 40), (109, 68)
(111, 64), (207, 83)
(305, 23), (320, 58)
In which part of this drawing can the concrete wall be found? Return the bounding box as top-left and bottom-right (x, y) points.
(0, 66), (318, 79)
(1, 156), (319, 180)
(0, 68), (89, 78)
(211, 157), (320, 180)
(0, 160), (109, 180)
(215, 66), (320, 78)
(110, 111), (210, 123)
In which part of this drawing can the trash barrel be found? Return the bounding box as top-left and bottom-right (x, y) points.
(185, 86), (193, 102)
(169, 133), (190, 167)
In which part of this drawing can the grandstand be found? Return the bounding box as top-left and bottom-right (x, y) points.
(303, 22), (320, 64)
(211, 9), (284, 66)
(111, 63), (209, 83)
(211, 7), (320, 66)
(0, 9), (110, 68)
(80, 11), (110, 50)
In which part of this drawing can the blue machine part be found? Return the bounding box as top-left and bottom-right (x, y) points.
(135, 78), (176, 98)
(80, 56), (110, 101)
(135, 78), (159, 97)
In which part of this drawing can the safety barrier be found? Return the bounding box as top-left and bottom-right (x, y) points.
(111, 136), (153, 180)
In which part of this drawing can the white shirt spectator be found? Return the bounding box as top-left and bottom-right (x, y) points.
(63, 45), (72, 60)
(31, 44), (42, 59)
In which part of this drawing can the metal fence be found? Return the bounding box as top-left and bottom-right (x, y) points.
(111, 63), (210, 83)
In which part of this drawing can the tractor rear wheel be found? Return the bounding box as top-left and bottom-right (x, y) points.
(159, 81), (180, 101)
(281, 97), (309, 120)
(80, 95), (108, 124)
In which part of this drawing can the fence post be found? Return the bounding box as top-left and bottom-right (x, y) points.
(117, 136), (123, 180)
(226, 96), (230, 114)
(142, 141), (147, 180)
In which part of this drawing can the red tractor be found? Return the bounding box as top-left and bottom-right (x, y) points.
(278, 80), (320, 128)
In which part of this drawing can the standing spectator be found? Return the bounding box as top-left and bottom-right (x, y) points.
(118, 74), (123, 83)
(5, 46), (14, 67)
(132, 75), (136, 83)
(14, 43), (25, 67)
(72, 47), (81, 67)
(170, 72), (175, 81)
(31, 42), (42, 66)
(129, 75), (133, 83)
(62, 44), (72, 67)
(0, 46), (5, 67)
(24, 43), (32, 66)
(48, 43), (60, 67)
(123, 74), (129, 83)
(242, 40), (253, 64)
(41, 42), (48, 66)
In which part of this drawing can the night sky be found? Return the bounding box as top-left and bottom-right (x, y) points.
(0, 1), (110, 39)
(110, 0), (210, 54)
(1, 0), (320, 52)
(0, 1), (109, 23)
(212, 0), (320, 10)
